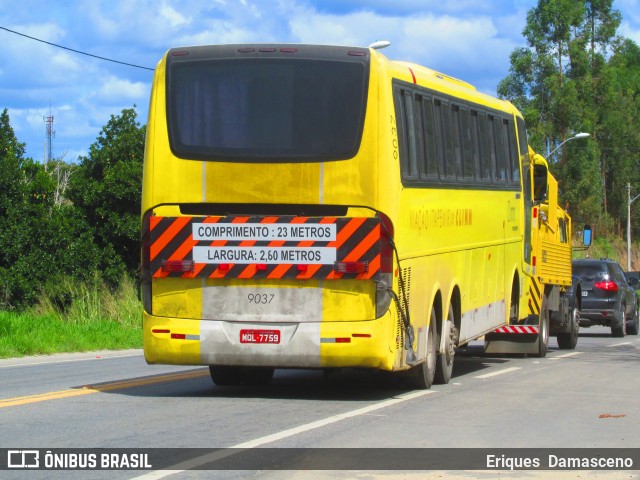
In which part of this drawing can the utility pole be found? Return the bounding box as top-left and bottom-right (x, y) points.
(627, 183), (640, 271)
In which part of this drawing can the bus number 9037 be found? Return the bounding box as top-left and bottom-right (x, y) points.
(248, 293), (275, 304)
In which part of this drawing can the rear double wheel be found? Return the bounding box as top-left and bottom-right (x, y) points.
(435, 304), (456, 384)
(407, 309), (437, 389)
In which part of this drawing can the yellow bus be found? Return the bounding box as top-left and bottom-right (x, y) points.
(141, 43), (537, 388)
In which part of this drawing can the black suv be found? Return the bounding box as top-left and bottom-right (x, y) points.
(572, 259), (639, 337)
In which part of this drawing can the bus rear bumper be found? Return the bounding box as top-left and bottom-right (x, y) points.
(143, 312), (395, 370)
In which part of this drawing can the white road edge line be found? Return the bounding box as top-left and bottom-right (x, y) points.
(0, 352), (143, 369)
(474, 366), (521, 379)
(549, 351), (583, 360)
(132, 389), (435, 479)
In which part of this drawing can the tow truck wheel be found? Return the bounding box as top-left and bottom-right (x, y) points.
(557, 304), (579, 349)
(536, 293), (550, 357)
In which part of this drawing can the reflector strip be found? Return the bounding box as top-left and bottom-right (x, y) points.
(149, 215), (382, 280)
(170, 333), (200, 340)
(320, 338), (352, 343)
(494, 325), (540, 334)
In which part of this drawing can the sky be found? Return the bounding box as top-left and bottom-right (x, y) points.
(1, 0), (639, 163)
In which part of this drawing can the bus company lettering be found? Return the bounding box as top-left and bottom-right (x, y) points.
(410, 208), (473, 233)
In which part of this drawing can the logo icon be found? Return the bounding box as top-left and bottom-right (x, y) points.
(7, 450), (39, 468)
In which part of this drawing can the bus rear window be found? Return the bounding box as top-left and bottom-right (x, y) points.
(167, 58), (368, 162)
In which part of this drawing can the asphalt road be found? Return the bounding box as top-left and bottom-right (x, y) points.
(1, 326), (639, 480)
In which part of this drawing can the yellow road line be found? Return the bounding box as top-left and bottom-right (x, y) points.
(0, 369), (209, 408)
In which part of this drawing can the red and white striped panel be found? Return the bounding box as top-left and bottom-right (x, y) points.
(494, 325), (540, 334)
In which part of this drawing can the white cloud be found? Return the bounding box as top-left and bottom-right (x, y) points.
(620, 22), (640, 45)
(1, 0), (636, 162)
(160, 4), (190, 28)
(96, 76), (149, 103)
(288, 8), (516, 93)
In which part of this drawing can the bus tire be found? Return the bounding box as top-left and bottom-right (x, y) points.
(209, 365), (243, 386)
(435, 304), (456, 384)
(407, 309), (437, 389)
(241, 367), (275, 386)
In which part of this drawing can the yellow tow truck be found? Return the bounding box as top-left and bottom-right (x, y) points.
(485, 147), (590, 356)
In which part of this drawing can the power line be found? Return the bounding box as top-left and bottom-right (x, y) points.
(0, 25), (154, 71)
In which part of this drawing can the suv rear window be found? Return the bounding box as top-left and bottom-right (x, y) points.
(573, 262), (609, 281)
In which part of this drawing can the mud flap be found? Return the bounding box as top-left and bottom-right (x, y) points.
(483, 331), (541, 355)
(484, 314), (545, 355)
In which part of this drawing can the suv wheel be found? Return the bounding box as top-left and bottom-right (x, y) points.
(627, 306), (639, 336)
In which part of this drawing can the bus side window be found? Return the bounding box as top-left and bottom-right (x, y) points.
(478, 112), (492, 181)
(421, 95), (438, 180)
(470, 110), (481, 181)
(441, 100), (455, 180)
(494, 117), (509, 182)
(460, 107), (474, 180)
(402, 90), (419, 180)
(433, 99), (447, 179)
(486, 114), (497, 182)
(414, 94), (428, 181)
(451, 104), (463, 179)
(505, 118), (520, 184)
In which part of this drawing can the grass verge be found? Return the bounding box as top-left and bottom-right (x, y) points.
(0, 275), (142, 359)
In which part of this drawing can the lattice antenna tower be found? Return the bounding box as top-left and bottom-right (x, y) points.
(44, 107), (55, 163)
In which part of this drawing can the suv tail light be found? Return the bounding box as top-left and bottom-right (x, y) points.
(594, 281), (618, 291)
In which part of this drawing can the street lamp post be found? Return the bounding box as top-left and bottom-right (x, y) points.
(548, 132), (591, 158)
(627, 183), (640, 271)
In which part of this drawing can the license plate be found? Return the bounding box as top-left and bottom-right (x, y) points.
(240, 329), (281, 344)
(582, 291), (588, 297)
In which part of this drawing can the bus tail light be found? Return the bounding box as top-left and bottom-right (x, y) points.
(161, 260), (194, 273)
(334, 261), (368, 274)
(376, 212), (394, 318)
(141, 211), (153, 314)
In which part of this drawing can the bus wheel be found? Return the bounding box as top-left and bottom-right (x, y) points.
(435, 304), (457, 384)
(536, 294), (550, 358)
(242, 367), (275, 386)
(209, 365), (243, 386)
(407, 309), (437, 389)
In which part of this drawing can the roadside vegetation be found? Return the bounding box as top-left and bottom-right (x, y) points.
(0, 277), (141, 358)
(1, 0), (640, 358)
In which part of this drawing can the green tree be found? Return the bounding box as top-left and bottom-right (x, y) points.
(67, 108), (145, 285)
(0, 109), (26, 218)
(497, 0), (634, 235)
(0, 109), (101, 308)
